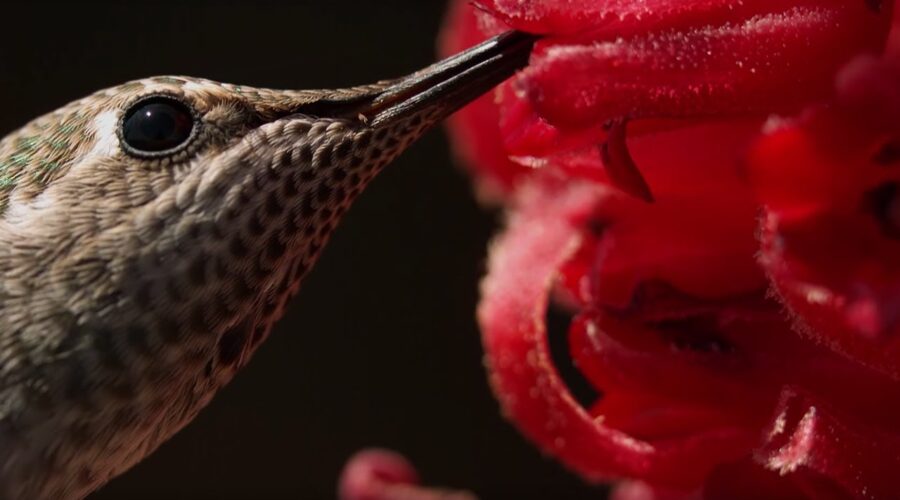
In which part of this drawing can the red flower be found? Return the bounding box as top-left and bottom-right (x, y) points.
(752, 56), (900, 379)
(339, 449), (476, 500)
(440, 1), (900, 498)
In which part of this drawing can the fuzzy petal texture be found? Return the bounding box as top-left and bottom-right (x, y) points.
(751, 56), (900, 380)
(442, 0), (900, 498)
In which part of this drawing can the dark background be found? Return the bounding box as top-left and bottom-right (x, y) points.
(0, 2), (603, 499)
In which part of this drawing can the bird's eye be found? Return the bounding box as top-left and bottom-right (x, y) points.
(120, 95), (197, 157)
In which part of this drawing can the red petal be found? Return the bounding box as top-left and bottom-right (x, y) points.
(339, 449), (475, 500)
(750, 56), (900, 379)
(476, 0), (863, 36)
(581, 119), (767, 308)
(442, 1), (900, 497)
(478, 180), (755, 488)
(600, 120), (655, 202)
(756, 388), (900, 499)
(496, 2), (892, 159)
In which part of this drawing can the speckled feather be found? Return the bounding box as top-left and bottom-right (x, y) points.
(0, 28), (534, 497)
(0, 75), (438, 499)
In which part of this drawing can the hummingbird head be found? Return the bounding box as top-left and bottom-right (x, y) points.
(0, 31), (534, 499)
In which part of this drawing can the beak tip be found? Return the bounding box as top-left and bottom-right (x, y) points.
(367, 30), (536, 127)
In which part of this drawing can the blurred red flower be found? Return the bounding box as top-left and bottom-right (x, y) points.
(438, 1), (900, 498)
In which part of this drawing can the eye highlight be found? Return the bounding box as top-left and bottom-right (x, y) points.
(120, 95), (198, 158)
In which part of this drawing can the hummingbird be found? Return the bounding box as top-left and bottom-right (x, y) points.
(0, 31), (535, 499)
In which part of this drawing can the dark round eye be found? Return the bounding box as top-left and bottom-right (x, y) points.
(121, 96), (197, 157)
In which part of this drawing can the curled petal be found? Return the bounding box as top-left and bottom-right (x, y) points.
(488, 2), (893, 161)
(526, 5), (888, 128)
(478, 180), (754, 488)
(339, 449), (476, 500)
(600, 119), (655, 202)
(751, 56), (900, 379)
(574, 119), (767, 308)
(443, 1), (900, 497)
(475, 0), (876, 36)
(570, 309), (778, 426)
(755, 388), (900, 499)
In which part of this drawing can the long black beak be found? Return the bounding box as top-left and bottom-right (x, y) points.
(365, 31), (537, 126)
(295, 31), (537, 127)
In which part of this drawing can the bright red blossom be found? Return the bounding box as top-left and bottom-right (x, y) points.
(752, 56), (900, 380)
(439, 1), (900, 498)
